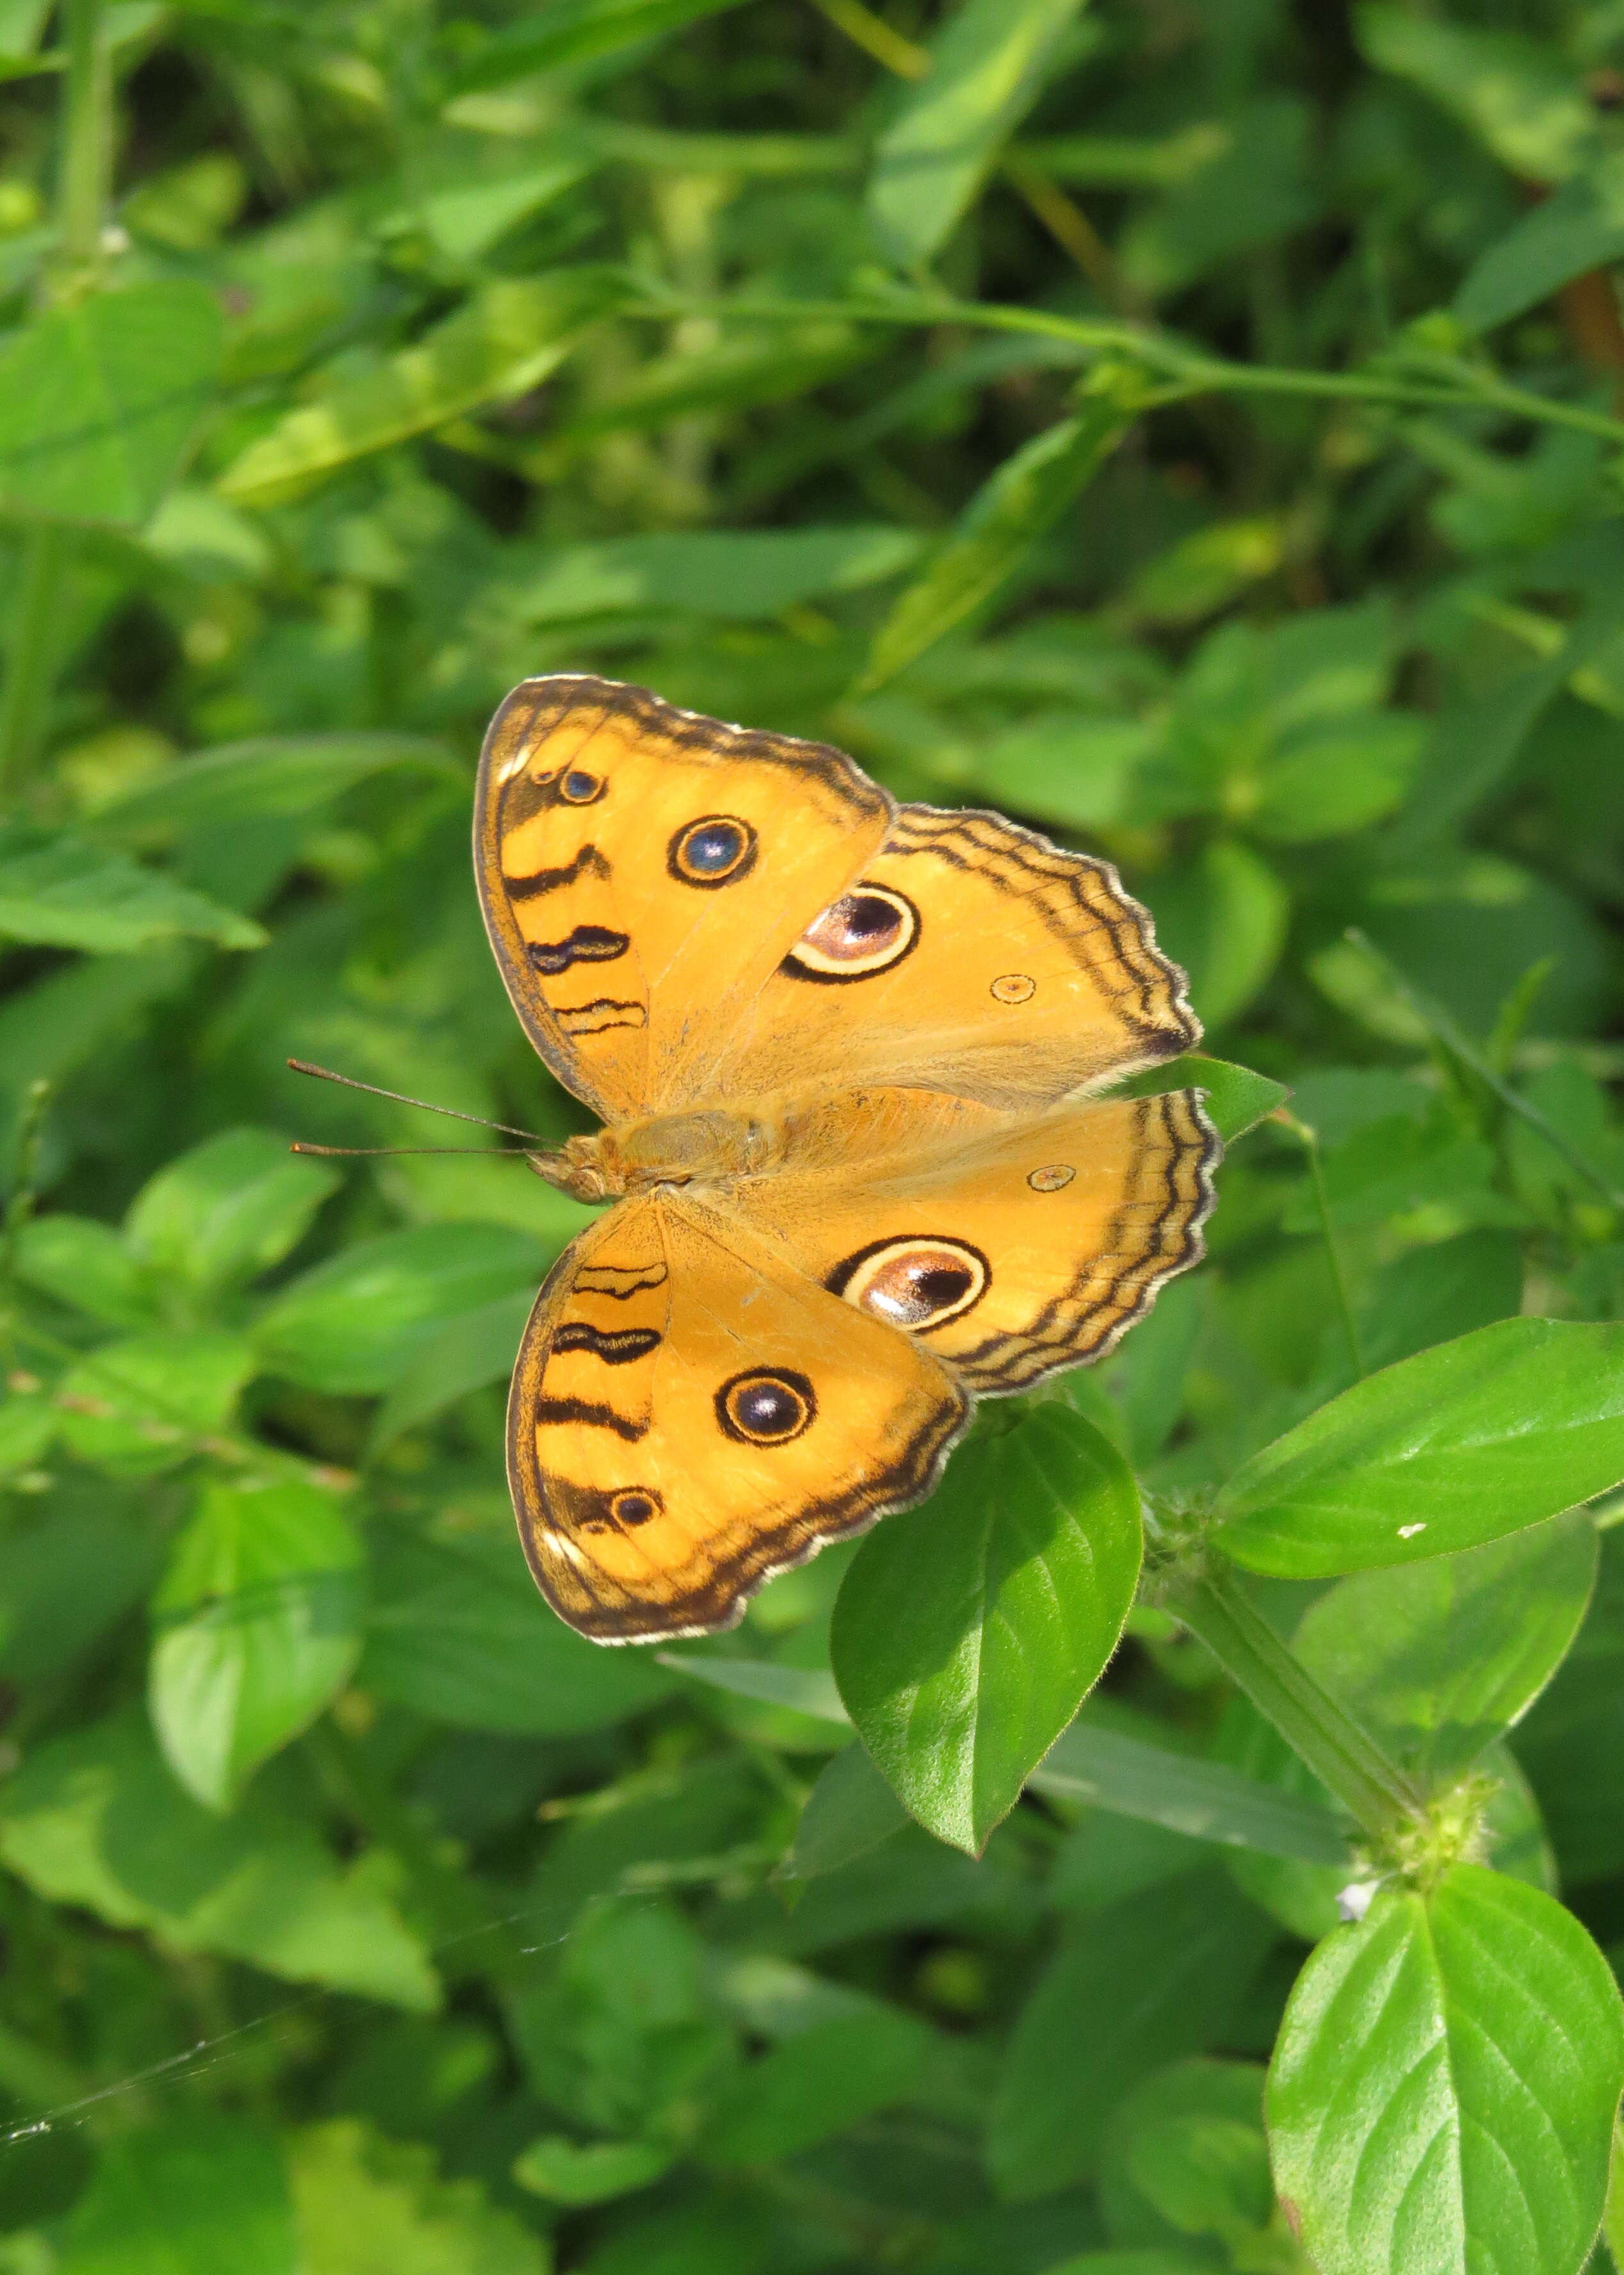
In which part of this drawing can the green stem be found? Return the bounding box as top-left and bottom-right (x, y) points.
(630, 288), (1624, 448)
(58, 0), (111, 280)
(0, 523), (69, 794)
(1175, 1564), (1420, 1848)
(1278, 1111), (1363, 1380)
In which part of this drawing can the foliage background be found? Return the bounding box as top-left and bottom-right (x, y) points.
(2, 0), (1624, 2269)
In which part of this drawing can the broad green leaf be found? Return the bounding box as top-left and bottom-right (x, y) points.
(446, 0), (752, 88)
(866, 0), (1089, 268)
(360, 1527), (672, 1735)
(1268, 1865), (1624, 2275)
(1213, 1319), (1624, 1576)
(218, 272), (626, 505)
(1290, 1512), (1598, 1786)
(1356, 6), (1596, 182)
(0, 279), (223, 526)
(12, 1212), (156, 1326)
(704, 2007), (936, 2165)
(0, 1713), (436, 2007)
(513, 525), (922, 624)
(512, 2134), (672, 2208)
(1032, 1722), (1349, 1866)
(289, 2120), (546, 2275)
(54, 2116), (295, 2275)
(958, 715), (1158, 833)
(126, 1129), (338, 1301)
(0, 823), (264, 953)
(1126, 2117), (1273, 2244)
(990, 1870), (1275, 2197)
(831, 1406), (1141, 1854)
(1458, 151), (1624, 334)
(370, 1289), (535, 1447)
(1149, 839), (1290, 1029)
(1121, 1055), (1288, 1142)
(150, 1477), (364, 1810)
(1513, 1529), (1624, 1887)
(56, 1332), (253, 1475)
(861, 389), (1137, 690)
(252, 1225), (548, 1395)
(1356, 1229), (1523, 1376)
(99, 735), (455, 835)
(1098, 2055), (1271, 2254)
(781, 1743), (911, 1880)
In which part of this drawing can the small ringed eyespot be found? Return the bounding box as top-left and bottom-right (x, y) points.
(669, 815), (758, 888)
(991, 972), (1035, 1004)
(829, 1237), (989, 1330)
(783, 885), (920, 982)
(560, 769), (605, 804)
(715, 1367), (816, 1446)
(610, 1487), (661, 1527)
(1028, 1164), (1075, 1193)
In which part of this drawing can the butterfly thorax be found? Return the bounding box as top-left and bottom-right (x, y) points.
(528, 1086), (1009, 1204)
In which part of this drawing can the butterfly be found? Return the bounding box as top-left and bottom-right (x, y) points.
(475, 674), (1218, 1644)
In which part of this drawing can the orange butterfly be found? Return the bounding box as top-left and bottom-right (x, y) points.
(476, 676), (1216, 1643)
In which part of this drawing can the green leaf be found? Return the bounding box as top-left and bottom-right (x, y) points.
(0, 822), (265, 952)
(217, 272), (626, 505)
(289, 2119), (546, 2275)
(0, 279), (223, 526)
(658, 1652), (846, 1724)
(1289, 1512), (1598, 1786)
(1098, 2054), (1271, 2255)
(97, 735), (455, 835)
(0, 1499), (158, 1688)
(1149, 840), (1290, 1029)
(54, 2116), (295, 2275)
(1356, 5), (1596, 182)
(1032, 1722), (1349, 1865)
(360, 1527), (673, 1736)
(990, 1870), (1276, 2196)
(512, 525), (922, 624)
(12, 1212), (156, 1326)
(1267, 1865), (1624, 2275)
(866, 0), (1089, 268)
(1213, 1319), (1624, 1577)
(56, 1332), (253, 1475)
(1119, 97), (1317, 297)
(126, 1129), (338, 1301)
(1120, 1054), (1288, 1142)
(446, 0), (753, 88)
(150, 1477), (364, 1811)
(512, 2133), (673, 2208)
(0, 1713), (436, 2007)
(781, 1743), (911, 1880)
(252, 1225), (547, 1395)
(704, 2007), (937, 2165)
(831, 1405), (1141, 1854)
(1355, 1229), (1524, 1376)
(370, 1289), (537, 1447)
(1458, 150), (1624, 334)
(860, 388), (1137, 690)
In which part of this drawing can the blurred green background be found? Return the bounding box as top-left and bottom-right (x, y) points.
(1, 0), (1623, 2269)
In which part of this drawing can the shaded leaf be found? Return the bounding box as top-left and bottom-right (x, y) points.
(54, 2116), (295, 2275)
(0, 823), (264, 953)
(1032, 1722), (1349, 1866)
(126, 1129), (339, 1300)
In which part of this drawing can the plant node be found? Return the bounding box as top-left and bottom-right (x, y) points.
(1379, 1771), (1498, 1893)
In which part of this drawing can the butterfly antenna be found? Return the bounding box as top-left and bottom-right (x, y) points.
(289, 1143), (540, 1159)
(286, 1059), (549, 1144)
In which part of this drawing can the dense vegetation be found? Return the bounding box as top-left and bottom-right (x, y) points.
(3, 0), (1624, 2269)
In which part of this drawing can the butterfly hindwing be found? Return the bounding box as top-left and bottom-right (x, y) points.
(722, 1086), (1219, 1393)
(510, 1194), (968, 1642)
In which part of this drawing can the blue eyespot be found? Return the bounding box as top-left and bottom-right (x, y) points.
(669, 814), (758, 888)
(560, 769), (605, 804)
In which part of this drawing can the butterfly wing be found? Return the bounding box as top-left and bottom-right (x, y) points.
(710, 802), (1200, 1114)
(475, 674), (891, 1120)
(723, 1084), (1219, 1393)
(509, 1193), (968, 1641)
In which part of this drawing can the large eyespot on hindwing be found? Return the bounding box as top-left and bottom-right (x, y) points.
(715, 1367), (816, 1446)
(829, 1237), (989, 1330)
(667, 815), (758, 889)
(782, 885), (918, 983)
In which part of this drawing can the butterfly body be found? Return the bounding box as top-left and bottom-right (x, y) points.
(479, 676), (1218, 1643)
